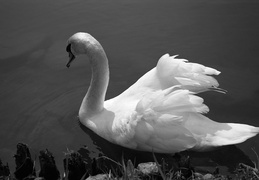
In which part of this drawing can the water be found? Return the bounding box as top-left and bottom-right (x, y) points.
(0, 0), (259, 173)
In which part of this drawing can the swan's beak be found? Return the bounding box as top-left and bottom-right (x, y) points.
(66, 52), (75, 68)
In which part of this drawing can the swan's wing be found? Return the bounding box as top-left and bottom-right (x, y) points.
(130, 86), (259, 152)
(109, 54), (258, 152)
(136, 86), (209, 115)
(130, 86), (209, 153)
(156, 54), (224, 93)
(118, 54), (224, 102)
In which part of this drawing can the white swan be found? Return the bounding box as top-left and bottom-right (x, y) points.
(66, 32), (259, 153)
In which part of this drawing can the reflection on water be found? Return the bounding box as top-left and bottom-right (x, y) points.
(0, 0), (259, 173)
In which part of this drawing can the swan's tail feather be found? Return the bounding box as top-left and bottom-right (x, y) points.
(209, 123), (259, 146)
(184, 113), (259, 150)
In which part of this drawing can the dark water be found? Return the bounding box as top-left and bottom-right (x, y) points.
(1, 0), (259, 173)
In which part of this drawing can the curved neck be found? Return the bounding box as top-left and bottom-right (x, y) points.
(80, 45), (109, 117)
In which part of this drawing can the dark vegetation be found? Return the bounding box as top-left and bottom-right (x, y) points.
(0, 143), (258, 180)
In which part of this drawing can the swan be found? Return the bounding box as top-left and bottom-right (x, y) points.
(65, 32), (259, 153)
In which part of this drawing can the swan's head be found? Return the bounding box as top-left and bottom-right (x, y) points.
(66, 32), (98, 68)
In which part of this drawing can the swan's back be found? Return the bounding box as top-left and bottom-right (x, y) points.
(103, 54), (259, 153)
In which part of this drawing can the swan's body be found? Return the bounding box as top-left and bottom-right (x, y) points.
(66, 32), (259, 153)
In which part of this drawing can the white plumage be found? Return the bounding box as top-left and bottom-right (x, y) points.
(66, 32), (259, 154)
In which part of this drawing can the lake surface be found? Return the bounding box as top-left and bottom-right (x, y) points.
(0, 0), (259, 173)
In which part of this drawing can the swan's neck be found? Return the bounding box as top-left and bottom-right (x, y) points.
(80, 44), (109, 117)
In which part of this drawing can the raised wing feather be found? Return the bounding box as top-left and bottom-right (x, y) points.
(156, 54), (222, 92)
(132, 86), (211, 152)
